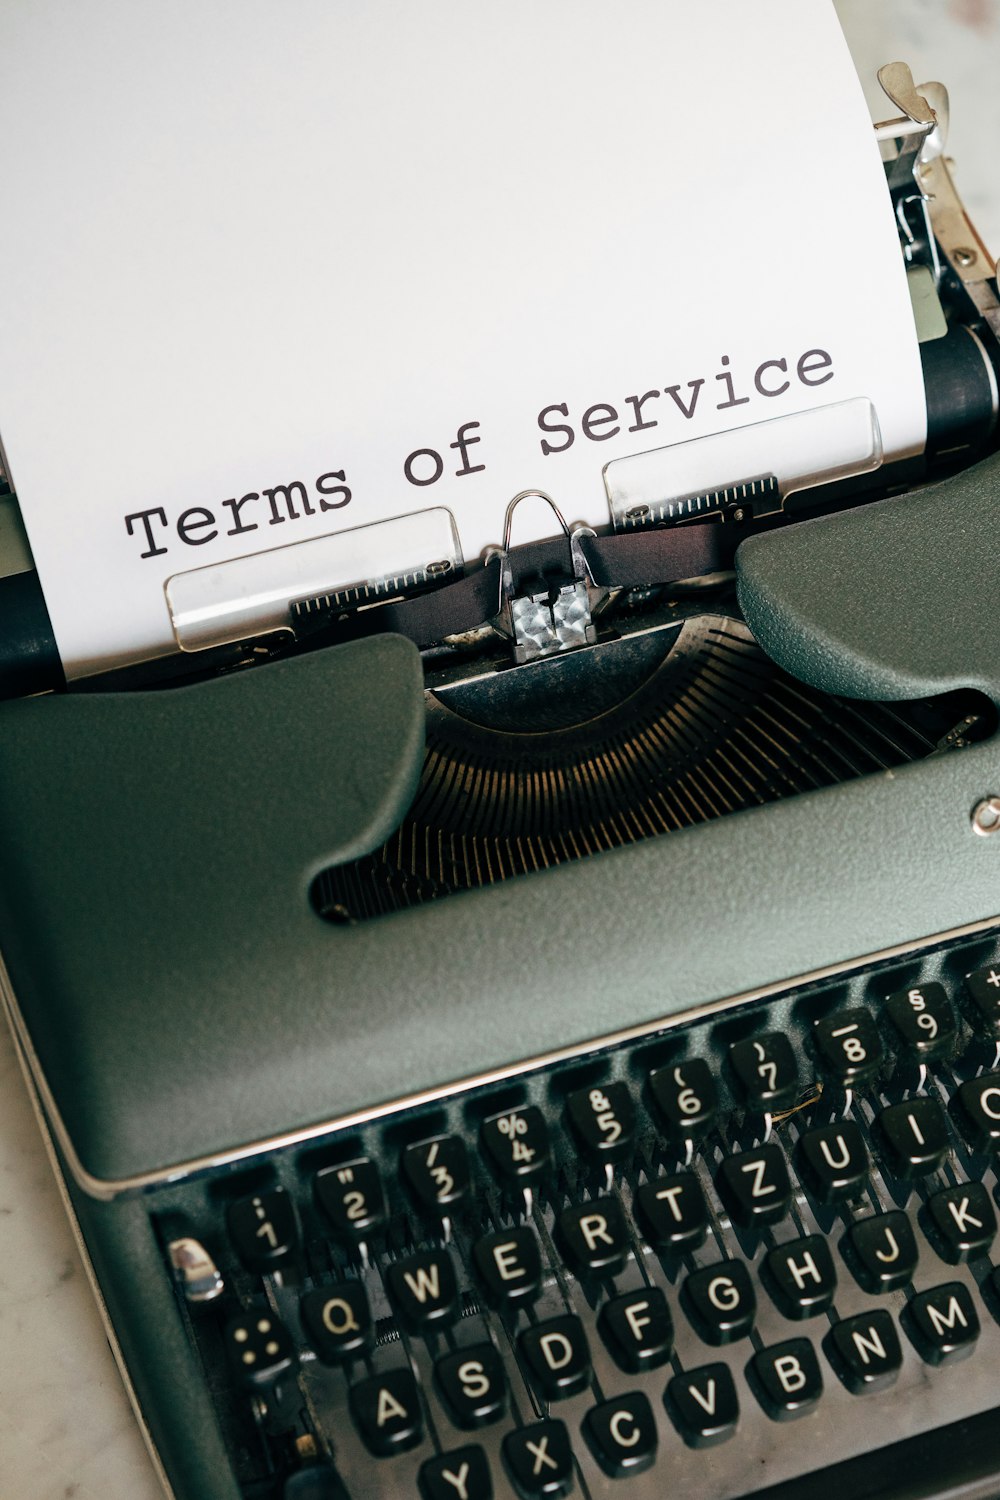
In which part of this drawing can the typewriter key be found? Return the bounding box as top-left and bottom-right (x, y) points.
(748, 1338), (823, 1420)
(950, 1073), (1000, 1152)
(566, 1081), (635, 1164)
(762, 1235), (837, 1319)
(903, 1283), (980, 1366)
(965, 964), (1000, 1038)
(812, 1008), (883, 1088)
(682, 1260), (756, 1344)
(885, 981), (958, 1061)
(729, 1033), (799, 1112)
(419, 1447), (492, 1500)
(386, 1250), (460, 1331)
(648, 1058), (717, 1140)
(403, 1134), (471, 1213)
(582, 1391), (658, 1477)
(825, 1310), (902, 1394)
(502, 1419), (573, 1499)
(797, 1121), (869, 1203)
(716, 1145), (792, 1226)
(481, 1107), (550, 1185)
(349, 1368), (424, 1456)
(925, 1181), (996, 1262)
(598, 1287), (674, 1373)
(300, 1280), (372, 1363)
(226, 1188), (299, 1273)
(557, 1196), (629, 1276)
(664, 1363), (739, 1447)
(877, 1098), (951, 1178)
(519, 1315), (592, 1400)
(225, 1310), (296, 1388)
(844, 1211), (918, 1293)
(472, 1227), (543, 1309)
(634, 1172), (709, 1251)
(435, 1343), (507, 1429)
(315, 1158), (387, 1240)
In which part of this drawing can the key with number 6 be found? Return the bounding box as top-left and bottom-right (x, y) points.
(648, 1059), (717, 1140)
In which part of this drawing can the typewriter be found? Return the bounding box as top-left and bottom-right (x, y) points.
(3, 50), (1000, 1500)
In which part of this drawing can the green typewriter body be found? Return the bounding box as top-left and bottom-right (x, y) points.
(4, 462), (1000, 1500)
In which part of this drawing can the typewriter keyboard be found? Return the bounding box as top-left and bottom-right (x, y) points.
(154, 927), (1000, 1499)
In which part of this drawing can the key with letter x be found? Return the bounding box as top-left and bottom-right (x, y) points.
(502, 1419), (573, 1499)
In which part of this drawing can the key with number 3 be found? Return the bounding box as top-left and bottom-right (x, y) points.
(403, 1135), (470, 1212)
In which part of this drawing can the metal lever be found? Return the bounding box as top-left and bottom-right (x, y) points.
(489, 490), (602, 664)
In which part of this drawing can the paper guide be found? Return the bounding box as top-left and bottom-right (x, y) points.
(0, 0), (926, 677)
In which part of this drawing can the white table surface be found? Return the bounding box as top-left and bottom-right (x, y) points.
(2, 4), (999, 1497)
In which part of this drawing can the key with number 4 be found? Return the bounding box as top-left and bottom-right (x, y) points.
(482, 1106), (550, 1185)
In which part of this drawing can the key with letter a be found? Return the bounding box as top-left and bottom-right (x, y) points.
(349, 1368), (423, 1456)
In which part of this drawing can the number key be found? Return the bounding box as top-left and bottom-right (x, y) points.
(965, 964), (1000, 1038)
(402, 1135), (470, 1212)
(812, 1008), (883, 1087)
(226, 1188), (298, 1271)
(729, 1033), (798, 1111)
(567, 1081), (635, 1163)
(885, 981), (957, 1061)
(482, 1106), (549, 1184)
(315, 1158), (387, 1239)
(648, 1059), (717, 1139)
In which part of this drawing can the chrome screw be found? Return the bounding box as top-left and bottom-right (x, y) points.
(971, 797), (1000, 836)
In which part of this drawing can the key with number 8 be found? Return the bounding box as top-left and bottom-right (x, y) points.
(812, 1008), (883, 1087)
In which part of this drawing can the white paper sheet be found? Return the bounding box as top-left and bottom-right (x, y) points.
(0, 0), (925, 677)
